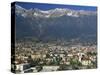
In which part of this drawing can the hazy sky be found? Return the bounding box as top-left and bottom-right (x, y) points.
(16, 2), (97, 11)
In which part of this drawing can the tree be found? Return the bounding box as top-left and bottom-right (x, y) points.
(70, 58), (81, 70)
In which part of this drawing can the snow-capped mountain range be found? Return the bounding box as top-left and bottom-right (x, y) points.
(13, 4), (97, 41)
(15, 4), (97, 18)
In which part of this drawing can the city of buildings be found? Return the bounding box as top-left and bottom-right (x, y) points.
(11, 40), (97, 73)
